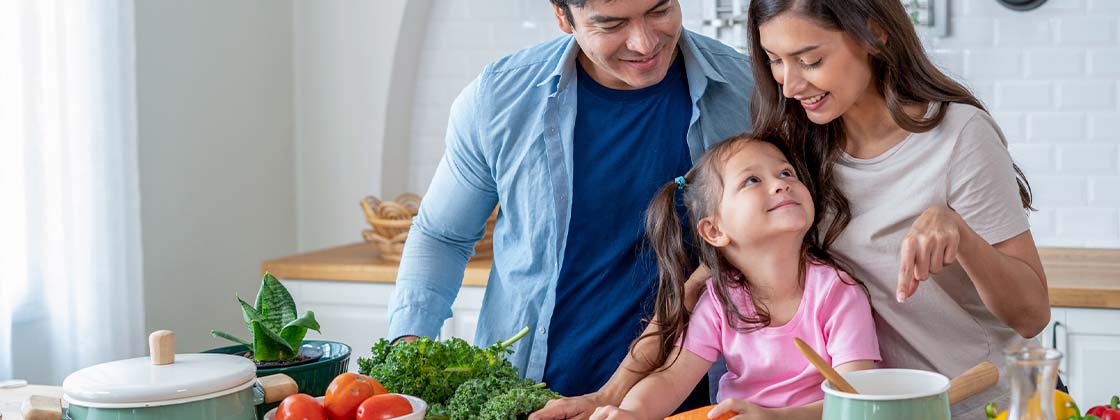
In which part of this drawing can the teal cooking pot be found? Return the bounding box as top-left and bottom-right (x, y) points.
(61, 331), (296, 420)
(821, 362), (999, 420)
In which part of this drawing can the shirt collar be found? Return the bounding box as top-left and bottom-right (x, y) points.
(536, 30), (730, 96)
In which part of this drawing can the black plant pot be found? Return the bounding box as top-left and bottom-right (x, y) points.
(205, 340), (351, 419)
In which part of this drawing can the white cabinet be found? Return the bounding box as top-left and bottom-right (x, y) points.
(1042, 307), (1120, 406)
(281, 279), (486, 372)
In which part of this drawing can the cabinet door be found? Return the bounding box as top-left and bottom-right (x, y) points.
(284, 280), (396, 373)
(1041, 307), (1068, 383)
(1062, 308), (1120, 406)
(440, 286), (485, 344)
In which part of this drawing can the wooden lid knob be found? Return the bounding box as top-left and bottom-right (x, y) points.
(149, 330), (176, 365)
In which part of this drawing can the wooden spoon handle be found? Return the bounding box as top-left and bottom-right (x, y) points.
(794, 337), (859, 394)
(948, 361), (999, 405)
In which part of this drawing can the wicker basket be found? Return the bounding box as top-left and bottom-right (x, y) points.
(361, 193), (496, 261)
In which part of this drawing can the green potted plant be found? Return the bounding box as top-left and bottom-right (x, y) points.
(205, 272), (351, 418)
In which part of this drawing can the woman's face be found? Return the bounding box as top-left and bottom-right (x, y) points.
(758, 12), (877, 125)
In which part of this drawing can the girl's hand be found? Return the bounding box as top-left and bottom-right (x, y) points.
(588, 405), (641, 420)
(896, 206), (965, 302)
(708, 398), (770, 419)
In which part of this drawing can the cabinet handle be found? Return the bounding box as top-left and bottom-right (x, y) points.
(1051, 321), (1061, 349)
(1051, 321), (1066, 378)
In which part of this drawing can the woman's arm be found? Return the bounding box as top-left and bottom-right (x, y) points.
(530, 266), (711, 420)
(896, 207), (1049, 338)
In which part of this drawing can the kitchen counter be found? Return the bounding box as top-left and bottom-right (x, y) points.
(263, 243), (1120, 309)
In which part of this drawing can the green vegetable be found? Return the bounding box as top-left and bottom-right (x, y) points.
(210, 272), (320, 361)
(358, 327), (561, 420)
(478, 384), (562, 420)
(447, 376), (535, 420)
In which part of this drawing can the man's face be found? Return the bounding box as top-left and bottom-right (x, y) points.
(554, 0), (683, 90)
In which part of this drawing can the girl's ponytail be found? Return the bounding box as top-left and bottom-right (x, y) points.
(631, 177), (695, 373)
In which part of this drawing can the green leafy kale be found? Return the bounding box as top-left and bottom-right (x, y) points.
(446, 376), (535, 420)
(357, 327), (561, 420)
(478, 385), (562, 420)
(210, 272), (320, 361)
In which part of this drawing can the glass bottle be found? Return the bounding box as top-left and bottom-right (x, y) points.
(1004, 344), (1063, 420)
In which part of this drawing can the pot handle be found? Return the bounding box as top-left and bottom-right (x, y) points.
(948, 361), (999, 405)
(254, 374), (298, 405)
(21, 395), (62, 420)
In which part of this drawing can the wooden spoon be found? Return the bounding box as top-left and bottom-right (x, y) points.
(793, 337), (859, 393)
(948, 361), (999, 405)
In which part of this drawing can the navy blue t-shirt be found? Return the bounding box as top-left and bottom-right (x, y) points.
(543, 54), (693, 397)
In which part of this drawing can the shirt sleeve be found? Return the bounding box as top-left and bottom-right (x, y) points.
(387, 76), (500, 341)
(947, 112), (1031, 245)
(821, 271), (881, 367)
(682, 281), (724, 363)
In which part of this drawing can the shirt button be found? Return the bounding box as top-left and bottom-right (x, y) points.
(539, 327), (547, 335)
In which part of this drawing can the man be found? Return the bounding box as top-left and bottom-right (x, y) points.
(387, 0), (752, 416)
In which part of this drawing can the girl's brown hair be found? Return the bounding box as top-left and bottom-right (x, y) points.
(635, 133), (865, 373)
(746, 0), (1034, 251)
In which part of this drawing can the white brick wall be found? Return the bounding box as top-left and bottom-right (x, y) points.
(408, 0), (1120, 247)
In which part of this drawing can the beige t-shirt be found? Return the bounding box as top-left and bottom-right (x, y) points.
(826, 102), (1034, 419)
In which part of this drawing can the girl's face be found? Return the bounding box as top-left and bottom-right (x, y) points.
(701, 141), (814, 249)
(758, 12), (877, 125)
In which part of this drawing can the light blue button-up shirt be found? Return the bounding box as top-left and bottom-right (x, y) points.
(387, 29), (753, 382)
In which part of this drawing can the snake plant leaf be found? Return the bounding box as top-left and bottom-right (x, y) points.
(210, 330), (252, 349)
(250, 320), (287, 361)
(279, 310), (321, 352)
(255, 272), (297, 332)
(239, 297), (296, 360)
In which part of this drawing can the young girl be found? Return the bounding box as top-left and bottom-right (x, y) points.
(747, 1), (1050, 419)
(589, 134), (880, 420)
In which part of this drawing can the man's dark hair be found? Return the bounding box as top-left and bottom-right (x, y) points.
(549, 0), (587, 27)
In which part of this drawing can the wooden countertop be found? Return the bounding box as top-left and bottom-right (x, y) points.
(262, 242), (494, 287)
(262, 243), (1120, 309)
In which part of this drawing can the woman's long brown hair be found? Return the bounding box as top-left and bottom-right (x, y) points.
(634, 133), (866, 373)
(747, 0), (1034, 251)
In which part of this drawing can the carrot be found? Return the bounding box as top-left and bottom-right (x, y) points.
(664, 404), (735, 420)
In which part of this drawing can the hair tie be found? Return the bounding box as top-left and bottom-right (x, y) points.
(674, 176), (687, 191)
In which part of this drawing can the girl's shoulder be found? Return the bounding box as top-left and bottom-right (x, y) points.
(803, 261), (867, 304)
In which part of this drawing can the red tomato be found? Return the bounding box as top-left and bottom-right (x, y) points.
(355, 394), (413, 420)
(324, 373), (389, 420)
(275, 393), (327, 420)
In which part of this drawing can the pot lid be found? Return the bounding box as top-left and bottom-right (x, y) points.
(63, 353), (257, 405)
(62, 330), (258, 406)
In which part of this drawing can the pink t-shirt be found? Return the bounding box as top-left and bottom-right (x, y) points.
(682, 262), (881, 408)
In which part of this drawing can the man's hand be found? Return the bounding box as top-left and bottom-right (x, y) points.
(587, 405), (641, 420)
(529, 392), (611, 420)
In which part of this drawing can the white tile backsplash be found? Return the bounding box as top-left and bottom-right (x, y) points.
(406, 0), (1120, 247)
(1088, 49), (1120, 77)
(1059, 81), (1116, 110)
(1028, 113), (1087, 141)
(1025, 49), (1085, 78)
(996, 81), (1054, 110)
(1057, 144), (1119, 173)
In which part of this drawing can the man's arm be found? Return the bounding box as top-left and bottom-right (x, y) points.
(530, 265), (710, 420)
(387, 77), (499, 342)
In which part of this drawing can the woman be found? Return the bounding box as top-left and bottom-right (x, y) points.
(746, 0), (1049, 419)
